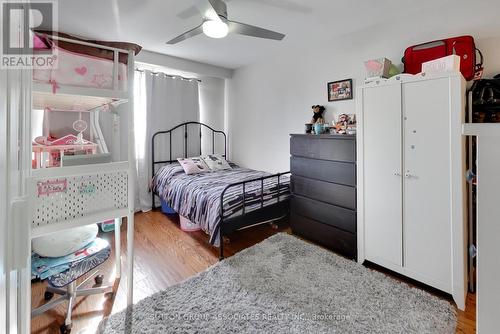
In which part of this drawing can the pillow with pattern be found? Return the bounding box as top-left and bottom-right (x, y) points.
(201, 154), (232, 171)
(177, 157), (210, 175)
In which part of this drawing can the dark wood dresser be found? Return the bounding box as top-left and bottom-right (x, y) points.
(290, 134), (357, 259)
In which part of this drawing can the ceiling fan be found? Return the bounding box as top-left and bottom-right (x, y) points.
(167, 0), (285, 44)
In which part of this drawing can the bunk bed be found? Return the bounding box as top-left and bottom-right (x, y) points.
(26, 32), (138, 332)
(151, 122), (291, 259)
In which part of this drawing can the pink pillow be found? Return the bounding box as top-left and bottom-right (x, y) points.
(177, 157), (210, 175)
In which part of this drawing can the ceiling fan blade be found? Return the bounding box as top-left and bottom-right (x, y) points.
(166, 24), (204, 44)
(193, 0), (224, 22)
(228, 20), (285, 41)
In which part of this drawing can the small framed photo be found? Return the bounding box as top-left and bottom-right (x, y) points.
(327, 79), (353, 102)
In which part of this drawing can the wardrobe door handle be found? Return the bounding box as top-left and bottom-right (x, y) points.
(394, 172), (402, 176)
(405, 173), (413, 178)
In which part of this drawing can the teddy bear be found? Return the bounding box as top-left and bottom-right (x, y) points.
(310, 105), (326, 124)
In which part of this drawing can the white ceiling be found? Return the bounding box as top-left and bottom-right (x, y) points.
(51, 0), (499, 70)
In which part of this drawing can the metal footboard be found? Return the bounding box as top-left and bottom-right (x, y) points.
(218, 171), (291, 259)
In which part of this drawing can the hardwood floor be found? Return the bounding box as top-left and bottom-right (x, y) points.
(31, 211), (476, 333)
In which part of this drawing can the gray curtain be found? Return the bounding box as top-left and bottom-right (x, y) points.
(134, 70), (200, 212)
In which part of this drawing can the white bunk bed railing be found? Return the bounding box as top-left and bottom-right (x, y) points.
(29, 162), (129, 238)
(32, 33), (132, 111)
(39, 33), (130, 91)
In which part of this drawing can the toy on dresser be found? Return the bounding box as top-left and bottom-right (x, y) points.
(310, 105), (326, 124)
(32, 134), (97, 168)
(305, 105), (327, 134)
(333, 113), (357, 135)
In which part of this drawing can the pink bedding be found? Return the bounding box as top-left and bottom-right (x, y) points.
(33, 46), (128, 91)
(33, 32), (141, 92)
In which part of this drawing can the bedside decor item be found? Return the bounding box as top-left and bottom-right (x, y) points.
(313, 123), (323, 135)
(334, 113), (356, 134)
(310, 105), (326, 124)
(323, 123), (330, 133)
(328, 79), (353, 101)
(305, 123), (313, 134)
(364, 58), (392, 79)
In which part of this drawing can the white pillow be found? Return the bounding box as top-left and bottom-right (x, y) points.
(177, 157), (211, 175)
(202, 154), (232, 171)
(32, 223), (98, 257)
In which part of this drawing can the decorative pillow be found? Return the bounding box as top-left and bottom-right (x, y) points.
(32, 223), (98, 257)
(202, 154), (232, 171)
(177, 157), (210, 175)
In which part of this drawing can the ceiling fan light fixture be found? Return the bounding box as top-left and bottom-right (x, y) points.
(202, 19), (229, 39)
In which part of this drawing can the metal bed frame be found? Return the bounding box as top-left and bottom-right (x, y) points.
(151, 122), (290, 259)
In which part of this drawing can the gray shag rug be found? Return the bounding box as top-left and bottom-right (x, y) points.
(100, 233), (456, 334)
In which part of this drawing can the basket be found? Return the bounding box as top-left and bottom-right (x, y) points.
(180, 215), (201, 232)
(364, 58), (392, 79)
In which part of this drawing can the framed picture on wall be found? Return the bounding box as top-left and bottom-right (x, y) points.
(327, 79), (353, 102)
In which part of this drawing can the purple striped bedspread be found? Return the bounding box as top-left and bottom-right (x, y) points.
(152, 163), (290, 246)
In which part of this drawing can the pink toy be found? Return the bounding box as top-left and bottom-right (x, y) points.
(32, 135), (97, 169)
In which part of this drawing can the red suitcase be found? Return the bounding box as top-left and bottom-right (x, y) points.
(403, 35), (483, 81)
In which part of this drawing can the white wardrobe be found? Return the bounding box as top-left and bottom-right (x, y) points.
(356, 72), (467, 310)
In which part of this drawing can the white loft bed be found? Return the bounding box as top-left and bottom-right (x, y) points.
(25, 33), (136, 330)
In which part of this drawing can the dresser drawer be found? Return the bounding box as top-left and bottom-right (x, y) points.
(291, 175), (356, 210)
(290, 156), (356, 186)
(291, 213), (356, 259)
(290, 136), (356, 162)
(291, 195), (356, 233)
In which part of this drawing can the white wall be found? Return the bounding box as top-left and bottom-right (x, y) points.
(199, 76), (227, 155)
(200, 77), (225, 130)
(137, 50), (233, 79)
(227, 2), (500, 172)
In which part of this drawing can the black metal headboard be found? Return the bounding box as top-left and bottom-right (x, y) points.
(151, 121), (227, 176)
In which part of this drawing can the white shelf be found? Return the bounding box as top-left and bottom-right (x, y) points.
(31, 161), (129, 178)
(463, 123), (500, 137)
(33, 82), (128, 111)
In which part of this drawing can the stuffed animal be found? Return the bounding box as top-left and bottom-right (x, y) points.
(310, 105), (326, 124)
